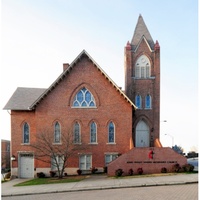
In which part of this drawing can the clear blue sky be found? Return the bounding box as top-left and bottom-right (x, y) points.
(0, 0), (198, 153)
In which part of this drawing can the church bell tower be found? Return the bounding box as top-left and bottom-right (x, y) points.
(124, 15), (161, 147)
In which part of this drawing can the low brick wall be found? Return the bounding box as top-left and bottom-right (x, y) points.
(107, 147), (187, 176)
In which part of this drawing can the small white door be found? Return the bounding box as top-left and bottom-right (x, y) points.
(136, 120), (150, 147)
(20, 154), (34, 178)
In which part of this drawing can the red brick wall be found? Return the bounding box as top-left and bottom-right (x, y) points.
(124, 38), (160, 145)
(11, 111), (36, 168)
(107, 147), (187, 176)
(11, 57), (133, 171)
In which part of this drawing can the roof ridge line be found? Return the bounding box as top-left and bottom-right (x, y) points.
(29, 50), (136, 110)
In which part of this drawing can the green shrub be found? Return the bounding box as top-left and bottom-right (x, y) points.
(172, 163), (181, 172)
(91, 167), (98, 174)
(115, 169), (123, 177)
(137, 168), (143, 175)
(77, 169), (82, 175)
(37, 172), (45, 178)
(128, 168), (134, 176)
(49, 171), (56, 177)
(103, 166), (107, 173)
(182, 164), (194, 172)
(64, 172), (68, 176)
(161, 167), (167, 173)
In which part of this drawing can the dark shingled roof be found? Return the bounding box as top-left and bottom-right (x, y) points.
(131, 15), (154, 51)
(3, 87), (46, 110)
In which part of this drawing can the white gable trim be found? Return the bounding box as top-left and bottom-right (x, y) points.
(29, 50), (136, 110)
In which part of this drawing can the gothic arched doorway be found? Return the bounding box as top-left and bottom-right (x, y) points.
(135, 120), (150, 147)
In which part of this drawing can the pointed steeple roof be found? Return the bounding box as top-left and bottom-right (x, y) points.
(131, 14), (154, 51)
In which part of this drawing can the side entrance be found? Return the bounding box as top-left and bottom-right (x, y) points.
(19, 153), (34, 178)
(135, 120), (150, 147)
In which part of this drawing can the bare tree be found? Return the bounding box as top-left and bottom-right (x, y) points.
(31, 128), (87, 178)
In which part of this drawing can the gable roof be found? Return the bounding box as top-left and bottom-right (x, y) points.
(3, 87), (46, 110)
(4, 50), (136, 111)
(131, 15), (154, 51)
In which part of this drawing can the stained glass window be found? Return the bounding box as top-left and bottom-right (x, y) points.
(135, 95), (142, 109)
(74, 122), (81, 143)
(73, 87), (96, 107)
(108, 122), (115, 143)
(54, 122), (61, 143)
(90, 122), (97, 143)
(23, 123), (30, 144)
(145, 94), (151, 109)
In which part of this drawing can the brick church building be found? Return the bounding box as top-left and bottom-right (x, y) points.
(4, 15), (186, 178)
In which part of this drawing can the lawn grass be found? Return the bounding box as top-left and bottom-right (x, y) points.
(14, 175), (86, 186)
(13, 171), (198, 186)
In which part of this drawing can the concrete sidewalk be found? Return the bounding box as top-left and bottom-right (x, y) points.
(1, 173), (198, 197)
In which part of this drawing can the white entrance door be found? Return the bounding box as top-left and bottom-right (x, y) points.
(20, 154), (34, 178)
(136, 120), (150, 147)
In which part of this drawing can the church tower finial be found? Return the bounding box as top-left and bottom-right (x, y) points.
(131, 15), (154, 51)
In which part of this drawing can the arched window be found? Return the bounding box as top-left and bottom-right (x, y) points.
(23, 122), (30, 144)
(145, 94), (152, 109)
(135, 55), (151, 78)
(135, 95), (142, 109)
(54, 122), (61, 143)
(90, 122), (97, 143)
(108, 122), (115, 143)
(73, 87), (96, 107)
(73, 122), (81, 143)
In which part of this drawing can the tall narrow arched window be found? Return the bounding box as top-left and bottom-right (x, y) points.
(73, 87), (96, 107)
(23, 122), (30, 144)
(135, 95), (142, 109)
(54, 122), (61, 143)
(135, 55), (151, 78)
(108, 122), (115, 143)
(90, 122), (97, 143)
(73, 122), (81, 143)
(145, 94), (152, 109)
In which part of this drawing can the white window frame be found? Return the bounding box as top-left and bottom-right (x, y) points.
(105, 153), (118, 166)
(72, 87), (96, 108)
(145, 94), (152, 109)
(79, 154), (92, 170)
(90, 122), (97, 144)
(108, 122), (115, 144)
(73, 122), (81, 144)
(135, 95), (142, 109)
(54, 122), (61, 143)
(51, 155), (64, 171)
(23, 122), (30, 144)
(135, 55), (151, 79)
